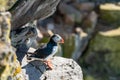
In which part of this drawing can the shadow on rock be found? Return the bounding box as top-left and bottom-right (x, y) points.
(22, 60), (48, 80)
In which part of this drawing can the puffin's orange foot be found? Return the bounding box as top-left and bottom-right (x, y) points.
(43, 60), (53, 70)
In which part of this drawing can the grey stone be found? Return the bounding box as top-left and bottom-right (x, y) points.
(72, 2), (95, 11)
(59, 2), (83, 24)
(11, 0), (61, 30)
(21, 57), (83, 80)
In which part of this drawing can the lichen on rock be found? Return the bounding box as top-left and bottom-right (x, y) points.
(0, 0), (16, 11)
(0, 11), (11, 44)
(0, 11), (21, 80)
(0, 42), (15, 80)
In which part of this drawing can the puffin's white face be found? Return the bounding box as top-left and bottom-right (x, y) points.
(52, 34), (64, 43)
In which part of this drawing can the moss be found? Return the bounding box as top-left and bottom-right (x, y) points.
(105, 52), (120, 75)
(90, 34), (120, 52)
(100, 4), (120, 25)
(100, 10), (120, 25)
(84, 75), (95, 80)
(62, 35), (75, 58)
(81, 34), (120, 80)
(39, 37), (49, 43)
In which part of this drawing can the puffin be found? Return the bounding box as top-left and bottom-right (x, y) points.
(28, 34), (64, 69)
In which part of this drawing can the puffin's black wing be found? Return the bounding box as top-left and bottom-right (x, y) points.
(38, 43), (47, 49)
(29, 44), (49, 59)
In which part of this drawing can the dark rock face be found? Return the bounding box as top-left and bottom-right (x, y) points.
(10, 0), (61, 30)
(11, 26), (38, 63)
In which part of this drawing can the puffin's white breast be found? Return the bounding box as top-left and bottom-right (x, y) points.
(52, 46), (58, 55)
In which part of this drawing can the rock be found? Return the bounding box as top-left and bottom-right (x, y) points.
(0, 11), (21, 80)
(59, 2), (82, 24)
(20, 57), (83, 80)
(0, 41), (15, 80)
(72, 28), (88, 61)
(11, 26), (37, 48)
(11, 0), (60, 30)
(0, 11), (11, 44)
(72, 2), (95, 12)
(0, 0), (16, 11)
(99, 27), (120, 37)
(100, 3), (120, 25)
(82, 11), (98, 33)
(36, 28), (43, 41)
(62, 0), (71, 3)
(71, 11), (98, 61)
(11, 25), (38, 63)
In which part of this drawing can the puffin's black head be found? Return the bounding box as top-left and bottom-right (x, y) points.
(50, 34), (64, 43)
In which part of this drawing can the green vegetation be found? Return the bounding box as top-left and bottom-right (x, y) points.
(80, 34), (120, 80)
(62, 35), (75, 58)
(100, 4), (120, 25)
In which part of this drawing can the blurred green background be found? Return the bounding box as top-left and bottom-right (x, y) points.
(38, 1), (120, 80)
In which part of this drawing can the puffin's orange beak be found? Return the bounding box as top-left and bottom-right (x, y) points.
(60, 38), (64, 43)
